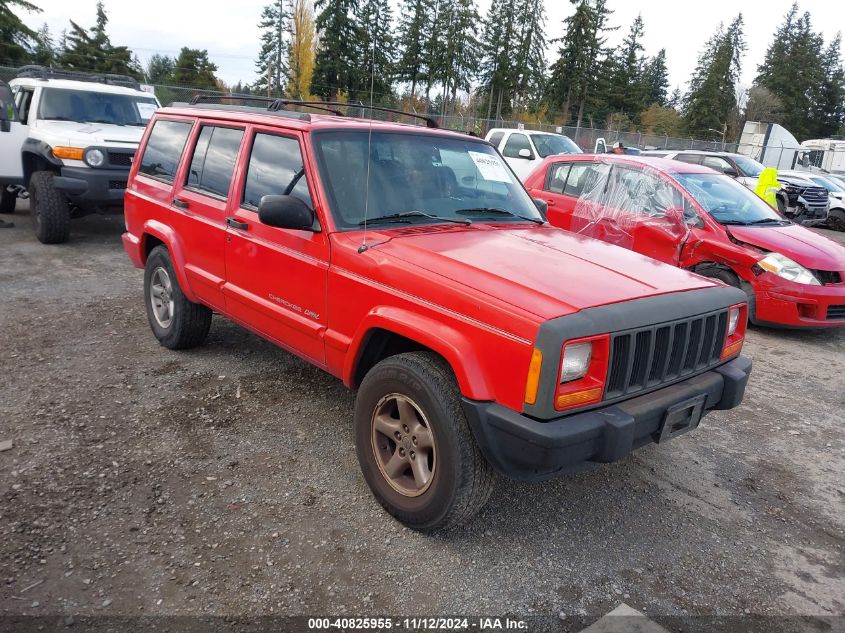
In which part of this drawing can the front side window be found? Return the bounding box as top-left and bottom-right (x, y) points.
(186, 126), (244, 198)
(312, 130), (543, 230)
(487, 131), (505, 149)
(243, 133), (312, 209)
(731, 155), (765, 178)
(701, 155), (734, 174)
(675, 154), (702, 165)
(138, 119), (193, 182)
(38, 88), (158, 126)
(502, 133), (533, 159)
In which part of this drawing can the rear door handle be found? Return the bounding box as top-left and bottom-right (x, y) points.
(172, 198), (189, 209)
(226, 217), (249, 231)
(545, 199), (556, 207)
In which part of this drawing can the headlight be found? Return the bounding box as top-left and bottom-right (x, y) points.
(757, 253), (820, 285)
(84, 148), (105, 168)
(560, 341), (592, 383)
(727, 306), (740, 336)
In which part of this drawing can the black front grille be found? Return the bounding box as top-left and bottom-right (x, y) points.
(799, 186), (828, 204)
(107, 151), (134, 168)
(605, 310), (728, 399)
(813, 270), (843, 285)
(109, 180), (127, 190)
(827, 305), (845, 320)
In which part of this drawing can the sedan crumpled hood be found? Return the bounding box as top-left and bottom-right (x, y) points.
(727, 224), (845, 271)
(375, 225), (718, 320)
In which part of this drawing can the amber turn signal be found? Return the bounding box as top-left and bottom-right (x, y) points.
(52, 146), (85, 160)
(524, 348), (543, 405)
(555, 387), (603, 410)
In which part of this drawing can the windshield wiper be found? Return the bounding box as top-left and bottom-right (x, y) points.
(746, 218), (790, 225)
(716, 219), (751, 225)
(84, 119), (123, 126)
(358, 211), (471, 226)
(455, 207), (544, 225)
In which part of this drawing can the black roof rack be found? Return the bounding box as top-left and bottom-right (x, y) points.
(172, 101), (311, 122)
(16, 65), (141, 90)
(277, 100), (439, 128)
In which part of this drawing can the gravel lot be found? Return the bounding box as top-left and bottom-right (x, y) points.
(1, 202), (843, 632)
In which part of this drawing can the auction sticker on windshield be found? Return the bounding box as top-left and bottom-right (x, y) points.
(468, 151), (512, 183)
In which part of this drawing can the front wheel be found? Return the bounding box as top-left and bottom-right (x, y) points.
(29, 171), (70, 244)
(354, 352), (494, 532)
(144, 246), (212, 350)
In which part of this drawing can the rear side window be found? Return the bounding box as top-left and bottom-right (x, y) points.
(564, 163), (610, 197)
(242, 133), (313, 208)
(139, 119), (193, 182)
(546, 163), (571, 193)
(488, 131), (505, 149)
(675, 153), (702, 165)
(186, 126), (245, 198)
(502, 133), (533, 159)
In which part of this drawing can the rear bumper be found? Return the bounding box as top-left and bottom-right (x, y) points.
(462, 355), (752, 481)
(55, 167), (128, 208)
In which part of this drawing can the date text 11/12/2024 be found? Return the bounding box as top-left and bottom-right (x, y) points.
(307, 617), (529, 630)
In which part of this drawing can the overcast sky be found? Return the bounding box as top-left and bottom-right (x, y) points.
(17, 0), (845, 93)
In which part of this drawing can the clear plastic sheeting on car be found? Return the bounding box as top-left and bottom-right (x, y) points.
(564, 158), (692, 257)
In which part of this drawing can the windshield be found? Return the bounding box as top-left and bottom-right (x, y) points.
(38, 88), (158, 126)
(674, 172), (787, 225)
(531, 133), (581, 158)
(809, 175), (845, 192)
(731, 155), (765, 178)
(312, 130), (544, 230)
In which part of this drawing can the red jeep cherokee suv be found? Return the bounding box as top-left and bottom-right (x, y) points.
(122, 100), (752, 530)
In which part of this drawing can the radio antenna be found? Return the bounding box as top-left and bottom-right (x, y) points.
(358, 11), (378, 255)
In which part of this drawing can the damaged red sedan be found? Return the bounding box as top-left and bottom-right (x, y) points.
(525, 155), (845, 328)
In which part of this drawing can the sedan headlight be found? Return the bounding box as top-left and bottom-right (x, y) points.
(84, 148), (105, 168)
(757, 253), (820, 285)
(560, 341), (592, 383)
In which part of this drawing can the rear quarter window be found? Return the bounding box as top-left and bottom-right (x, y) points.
(139, 119), (193, 183)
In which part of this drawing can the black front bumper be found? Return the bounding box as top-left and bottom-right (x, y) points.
(462, 355), (752, 481)
(54, 167), (128, 209)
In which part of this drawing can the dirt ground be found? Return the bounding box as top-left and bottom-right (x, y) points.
(1, 202), (843, 633)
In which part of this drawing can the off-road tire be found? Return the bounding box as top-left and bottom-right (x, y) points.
(144, 246), (212, 350)
(0, 187), (16, 214)
(354, 352), (495, 532)
(697, 265), (757, 324)
(29, 171), (70, 244)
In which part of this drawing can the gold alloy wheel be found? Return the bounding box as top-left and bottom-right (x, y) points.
(371, 393), (436, 497)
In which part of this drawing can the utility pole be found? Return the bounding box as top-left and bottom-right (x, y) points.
(267, 63), (272, 98)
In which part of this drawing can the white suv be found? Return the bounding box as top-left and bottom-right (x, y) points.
(0, 66), (159, 243)
(485, 128), (581, 181)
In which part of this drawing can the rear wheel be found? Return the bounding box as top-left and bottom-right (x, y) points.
(144, 246), (212, 350)
(0, 187), (16, 214)
(354, 352), (495, 532)
(29, 171), (70, 244)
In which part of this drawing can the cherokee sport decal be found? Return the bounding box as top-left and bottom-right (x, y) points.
(268, 293), (320, 320)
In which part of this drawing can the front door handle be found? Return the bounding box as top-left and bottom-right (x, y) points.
(545, 199), (557, 207)
(226, 217), (249, 231)
(172, 198), (189, 209)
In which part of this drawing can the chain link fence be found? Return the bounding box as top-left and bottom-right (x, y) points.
(3, 64), (844, 176)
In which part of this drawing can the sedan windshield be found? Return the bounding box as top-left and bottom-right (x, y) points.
(731, 155), (765, 178)
(674, 172), (787, 225)
(38, 88), (158, 126)
(531, 133), (581, 157)
(312, 130), (544, 230)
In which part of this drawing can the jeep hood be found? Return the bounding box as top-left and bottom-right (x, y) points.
(39, 120), (145, 147)
(374, 225), (718, 320)
(727, 224), (845, 271)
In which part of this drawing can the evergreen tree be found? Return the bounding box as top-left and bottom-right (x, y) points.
(546, 0), (615, 127)
(395, 0), (430, 98)
(511, 0), (546, 110)
(0, 0), (40, 64)
(812, 33), (845, 137)
(146, 53), (175, 84)
(32, 22), (55, 66)
(436, 0), (480, 117)
(667, 87), (682, 110)
(59, 2), (138, 76)
(312, 0), (359, 100)
(605, 13), (646, 117)
(642, 49), (669, 107)
(171, 47), (218, 90)
(287, 0), (316, 98)
(755, 4), (824, 140)
(254, 0), (291, 96)
(682, 14), (746, 138)
(356, 0), (395, 100)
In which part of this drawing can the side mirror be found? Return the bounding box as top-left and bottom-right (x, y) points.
(518, 148), (533, 160)
(0, 105), (9, 133)
(724, 167), (738, 178)
(258, 195), (319, 232)
(533, 198), (548, 218)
